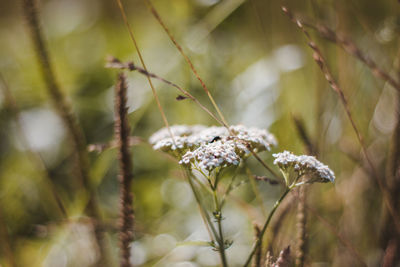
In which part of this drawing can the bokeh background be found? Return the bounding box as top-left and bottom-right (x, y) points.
(1, 0), (400, 266)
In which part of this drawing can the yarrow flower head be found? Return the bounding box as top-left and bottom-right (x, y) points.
(149, 124), (277, 156)
(179, 140), (241, 171)
(272, 151), (335, 183)
(149, 125), (208, 152)
(230, 125), (277, 152)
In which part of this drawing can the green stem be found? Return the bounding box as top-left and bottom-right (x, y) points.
(185, 169), (219, 244)
(212, 183), (229, 267)
(243, 186), (292, 267)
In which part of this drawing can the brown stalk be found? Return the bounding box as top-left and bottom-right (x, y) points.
(295, 186), (306, 267)
(21, 0), (107, 264)
(282, 5), (400, 235)
(114, 73), (135, 267)
(291, 115), (315, 267)
(144, 0), (229, 128)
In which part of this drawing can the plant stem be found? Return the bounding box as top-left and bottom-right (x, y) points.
(243, 187), (292, 267)
(211, 181), (229, 267)
(185, 169), (219, 244)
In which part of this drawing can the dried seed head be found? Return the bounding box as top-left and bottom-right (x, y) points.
(272, 151), (335, 183)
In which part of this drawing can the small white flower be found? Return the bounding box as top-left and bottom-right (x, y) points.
(179, 140), (241, 171)
(272, 151), (335, 183)
(149, 124), (277, 156)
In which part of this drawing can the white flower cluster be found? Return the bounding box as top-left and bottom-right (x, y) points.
(230, 125), (277, 152)
(179, 140), (241, 171)
(149, 124), (276, 154)
(272, 151), (335, 183)
(149, 124), (277, 171)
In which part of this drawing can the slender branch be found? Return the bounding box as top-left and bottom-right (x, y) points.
(115, 73), (135, 267)
(282, 5), (400, 235)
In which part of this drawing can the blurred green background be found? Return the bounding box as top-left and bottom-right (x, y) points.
(1, 0), (400, 266)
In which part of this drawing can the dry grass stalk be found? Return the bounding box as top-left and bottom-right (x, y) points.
(282, 5), (400, 235)
(296, 17), (400, 92)
(295, 187), (306, 267)
(114, 73), (135, 267)
(114, 0), (177, 151)
(291, 115), (315, 267)
(21, 0), (107, 265)
(144, 0), (229, 128)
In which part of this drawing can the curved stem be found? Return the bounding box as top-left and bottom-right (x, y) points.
(243, 187), (292, 267)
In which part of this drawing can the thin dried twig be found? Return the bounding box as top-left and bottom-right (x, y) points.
(106, 57), (225, 126)
(115, 0), (177, 150)
(282, 5), (400, 235)
(144, 0), (229, 128)
(88, 136), (144, 153)
(115, 73), (135, 267)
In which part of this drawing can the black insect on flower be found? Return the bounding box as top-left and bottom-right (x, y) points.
(210, 136), (221, 143)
